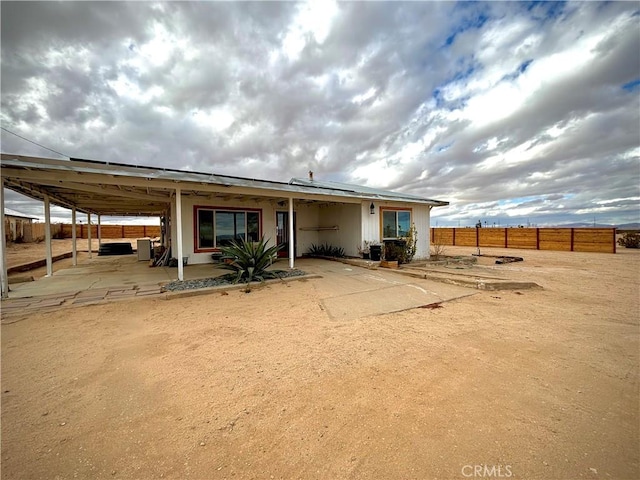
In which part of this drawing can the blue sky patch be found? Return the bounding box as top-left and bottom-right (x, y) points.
(443, 4), (490, 47)
(525, 1), (566, 21)
(622, 78), (640, 92)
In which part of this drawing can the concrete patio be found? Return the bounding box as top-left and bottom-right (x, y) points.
(0, 254), (476, 320)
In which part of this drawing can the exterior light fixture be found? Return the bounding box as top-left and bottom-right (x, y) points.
(370, 202), (375, 215)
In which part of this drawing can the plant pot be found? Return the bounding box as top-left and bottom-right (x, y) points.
(362, 252), (370, 260)
(369, 245), (382, 261)
(380, 260), (398, 269)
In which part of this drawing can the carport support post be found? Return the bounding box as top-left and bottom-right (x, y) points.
(175, 187), (184, 281)
(288, 197), (294, 269)
(97, 214), (102, 247)
(71, 207), (77, 266)
(87, 213), (92, 259)
(44, 195), (53, 277)
(0, 180), (9, 299)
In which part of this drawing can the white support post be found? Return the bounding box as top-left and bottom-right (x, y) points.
(71, 207), (77, 266)
(288, 197), (295, 269)
(0, 180), (9, 299)
(87, 213), (92, 259)
(44, 195), (53, 277)
(97, 214), (102, 247)
(175, 187), (184, 281)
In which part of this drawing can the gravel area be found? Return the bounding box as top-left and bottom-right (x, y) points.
(162, 269), (308, 291)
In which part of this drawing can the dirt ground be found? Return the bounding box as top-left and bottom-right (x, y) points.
(5, 238), (139, 269)
(1, 243), (639, 479)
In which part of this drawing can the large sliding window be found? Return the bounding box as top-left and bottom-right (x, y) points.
(382, 209), (411, 239)
(196, 207), (260, 251)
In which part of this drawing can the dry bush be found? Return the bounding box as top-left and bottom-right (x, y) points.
(430, 240), (447, 260)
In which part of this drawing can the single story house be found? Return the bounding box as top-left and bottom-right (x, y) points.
(0, 154), (448, 297)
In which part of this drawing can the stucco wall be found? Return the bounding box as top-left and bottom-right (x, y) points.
(317, 203), (361, 257)
(294, 203), (320, 256)
(170, 193), (434, 264)
(172, 195), (324, 264)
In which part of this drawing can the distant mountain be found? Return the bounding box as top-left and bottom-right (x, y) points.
(616, 223), (640, 230)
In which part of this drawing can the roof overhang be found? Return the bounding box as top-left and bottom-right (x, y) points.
(1, 154), (449, 216)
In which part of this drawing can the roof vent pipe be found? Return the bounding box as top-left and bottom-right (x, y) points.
(308, 170), (314, 181)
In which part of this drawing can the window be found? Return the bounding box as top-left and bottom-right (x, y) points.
(196, 207), (260, 251)
(382, 209), (411, 239)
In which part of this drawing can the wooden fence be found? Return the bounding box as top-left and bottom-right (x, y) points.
(24, 223), (160, 241)
(430, 228), (617, 253)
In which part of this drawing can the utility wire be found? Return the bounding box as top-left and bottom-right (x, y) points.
(1, 126), (70, 158)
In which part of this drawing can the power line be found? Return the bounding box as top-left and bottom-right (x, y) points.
(1, 126), (70, 158)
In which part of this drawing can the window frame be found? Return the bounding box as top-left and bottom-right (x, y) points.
(380, 207), (412, 240)
(193, 205), (262, 252)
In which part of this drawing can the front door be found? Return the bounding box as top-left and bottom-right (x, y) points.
(276, 211), (296, 258)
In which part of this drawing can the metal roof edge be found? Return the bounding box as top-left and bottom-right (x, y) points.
(289, 177), (449, 206)
(1, 153), (449, 206)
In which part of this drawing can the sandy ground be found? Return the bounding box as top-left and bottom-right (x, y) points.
(1, 244), (639, 479)
(5, 238), (139, 269)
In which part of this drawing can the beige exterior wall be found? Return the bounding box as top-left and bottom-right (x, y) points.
(317, 203), (361, 257)
(173, 195), (326, 265)
(361, 201), (432, 260)
(171, 193), (435, 265)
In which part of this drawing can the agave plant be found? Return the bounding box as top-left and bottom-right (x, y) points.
(219, 236), (283, 284)
(307, 243), (345, 258)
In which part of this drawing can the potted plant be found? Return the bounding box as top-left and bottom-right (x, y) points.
(380, 241), (403, 268)
(357, 240), (372, 259)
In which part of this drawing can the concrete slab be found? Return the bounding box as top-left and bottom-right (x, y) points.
(295, 259), (475, 320)
(1, 256), (479, 320)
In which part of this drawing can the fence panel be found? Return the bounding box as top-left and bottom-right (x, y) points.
(478, 228), (506, 247)
(430, 227), (616, 253)
(432, 228), (454, 245)
(20, 223), (159, 241)
(538, 228), (572, 251)
(454, 229), (477, 246)
(506, 228), (538, 249)
(573, 228), (616, 253)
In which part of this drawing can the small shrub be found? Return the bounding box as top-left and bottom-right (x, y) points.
(307, 243), (345, 258)
(430, 240), (447, 260)
(401, 223), (418, 263)
(384, 242), (405, 263)
(219, 236), (283, 285)
(618, 232), (640, 248)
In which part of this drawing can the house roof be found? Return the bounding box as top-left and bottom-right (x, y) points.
(3, 208), (37, 220)
(289, 177), (445, 204)
(0, 154), (448, 216)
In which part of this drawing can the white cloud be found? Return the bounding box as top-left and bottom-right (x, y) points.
(1, 1), (638, 226)
(282, 0), (339, 60)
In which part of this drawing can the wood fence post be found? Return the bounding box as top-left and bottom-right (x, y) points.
(452, 228), (456, 246)
(504, 228), (508, 248)
(570, 228), (574, 252)
(613, 228), (617, 254)
(536, 228), (540, 250)
(476, 228), (479, 248)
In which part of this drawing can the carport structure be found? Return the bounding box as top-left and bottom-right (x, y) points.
(0, 154), (448, 299)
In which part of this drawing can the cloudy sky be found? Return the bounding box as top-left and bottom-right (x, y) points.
(2, 1), (639, 226)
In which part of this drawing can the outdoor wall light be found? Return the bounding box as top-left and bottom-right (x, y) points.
(370, 202), (375, 215)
